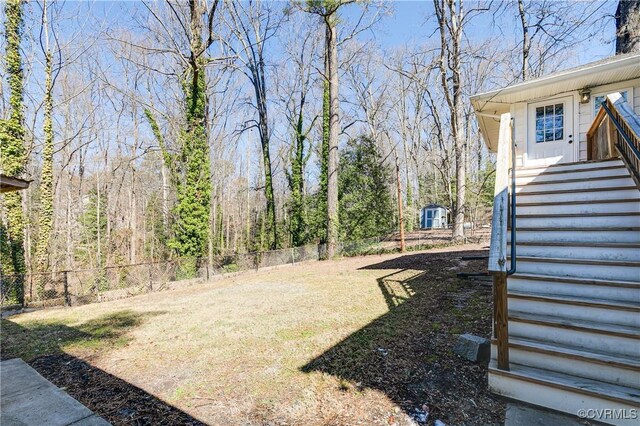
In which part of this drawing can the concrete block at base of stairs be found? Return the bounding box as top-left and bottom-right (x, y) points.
(505, 403), (585, 426)
(453, 334), (490, 364)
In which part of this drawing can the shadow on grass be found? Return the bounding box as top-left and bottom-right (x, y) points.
(300, 250), (504, 425)
(0, 310), (164, 361)
(1, 310), (205, 425)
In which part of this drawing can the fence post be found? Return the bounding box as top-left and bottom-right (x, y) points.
(63, 271), (71, 307)
(206, 261), (210, 281)
(291, 248), (295, 264)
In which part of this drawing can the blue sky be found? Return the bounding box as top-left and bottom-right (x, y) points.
(371, 0), (617, 63)
(42, 0), (620, 80)
(18, 0), (622, 176)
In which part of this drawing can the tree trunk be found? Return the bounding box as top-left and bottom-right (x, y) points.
(395, 152), (405, 252)
(616, 0), (640, 54)
(326, 18), (339, 258)
(258, 98), (278, 249)
(35, 0), (54, 282)
(517, 0), (529, 80)
(0, 0), (27, 305)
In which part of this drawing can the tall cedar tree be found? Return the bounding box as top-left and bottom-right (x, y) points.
(0, 0), (27, 304)
(339, 136), (394, 240)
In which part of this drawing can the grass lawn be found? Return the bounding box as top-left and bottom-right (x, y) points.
(1, 244), (503, 425)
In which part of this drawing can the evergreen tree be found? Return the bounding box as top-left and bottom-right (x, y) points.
(338, 136), (394, 241)
(0, 0), (27, 305)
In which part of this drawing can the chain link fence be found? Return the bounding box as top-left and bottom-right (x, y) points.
(1, 230), (489, 311)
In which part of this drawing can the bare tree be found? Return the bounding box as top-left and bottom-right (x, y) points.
(224, 0), (285, 250)
(434, 0), (467, 240)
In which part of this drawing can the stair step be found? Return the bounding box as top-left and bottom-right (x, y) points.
(513, 256), (640, 281)
(492, 338), (640, 388)
(516, 173), (630, 187)
(509, 311), (639, 358)
(515, 158), (624, 175)
(515, 213), (640, 228)
(516, 212), (640, 219)
(509, 291), (640, 327)
(509, 273), (640, 302)
(513, 228), (640, 244)
(516, 184), (638, 198)
(516, 178), (636, 194)
(499, 337), (640, 369)
(509, 290), (640, 310)
(517, 198), (640, 207)
(516, 187), (639, 204)
(508, 241), (640, 261)
(516, 164), (630, 183)
(489, 362), (640, 424)
(517, 199), (640, 215)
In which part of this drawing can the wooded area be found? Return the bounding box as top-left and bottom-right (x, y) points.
(0, 0), (629, 283)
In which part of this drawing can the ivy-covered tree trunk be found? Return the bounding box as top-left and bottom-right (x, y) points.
(325, 15), (340, 258)
(35, 0), (55, 294)
(317, 78), (330, 245)
(0, 0), (27, 305)
(145, 0), (212, 276)
(288, 108), (308, 247)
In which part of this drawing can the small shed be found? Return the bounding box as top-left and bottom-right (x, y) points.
(420, 204), (448, 229)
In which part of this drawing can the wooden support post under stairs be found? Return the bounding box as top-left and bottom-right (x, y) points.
(488, 113), (513, 372)
(492, 271), (509, 371)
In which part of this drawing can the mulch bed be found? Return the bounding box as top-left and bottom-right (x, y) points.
(30, 354), (204, 426)
(303, 249), (504, 425)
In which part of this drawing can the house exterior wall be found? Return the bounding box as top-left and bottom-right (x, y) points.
(511, 78), (640, 165)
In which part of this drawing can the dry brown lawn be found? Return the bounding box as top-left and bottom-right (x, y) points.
(1, 244), (503, 425)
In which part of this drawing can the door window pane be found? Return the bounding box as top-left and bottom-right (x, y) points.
(535, 102), (565, 143)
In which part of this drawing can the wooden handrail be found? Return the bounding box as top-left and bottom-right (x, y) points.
(588, 93), (640, 189)
(488, 112), (513, 371)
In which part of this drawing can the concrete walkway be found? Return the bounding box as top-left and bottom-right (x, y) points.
(1, 358), (110, 426)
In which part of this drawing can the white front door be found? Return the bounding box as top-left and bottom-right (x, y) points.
(526, 96), (574, 166)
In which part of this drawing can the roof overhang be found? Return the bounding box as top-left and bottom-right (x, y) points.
(471, 53), (640, 151)
(0, 175), (31, 193)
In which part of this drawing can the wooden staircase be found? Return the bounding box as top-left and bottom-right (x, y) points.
(488, 158), (640, 425)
